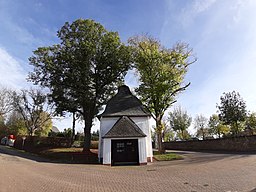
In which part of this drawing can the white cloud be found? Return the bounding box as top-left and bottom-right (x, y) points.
(0, 47), (28, 89)
(161, 0), (256, 135)
(179, 0), (216, 27)
(195, 1), (256, 113)
(192, 0), (216, 14)
(230, 0), (244, 23)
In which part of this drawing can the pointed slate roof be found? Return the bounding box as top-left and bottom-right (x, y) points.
(51, 126), (60, 133)
(103, 116), (146, 138)
(100, 85), (151, 117)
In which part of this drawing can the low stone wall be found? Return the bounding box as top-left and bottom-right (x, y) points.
(163, 135), (256, 152)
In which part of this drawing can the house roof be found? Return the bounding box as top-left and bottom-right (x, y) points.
(100, 85), (151, 117)
(51, 126), (60, 133)
(103, 116), (146, 138)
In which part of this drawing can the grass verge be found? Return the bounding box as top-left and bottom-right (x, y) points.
(153, 151), (183, 161)
(39, 147), (99, 164)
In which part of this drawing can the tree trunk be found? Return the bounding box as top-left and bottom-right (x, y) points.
(232, 122), (239, 136)
(181, 130), (184, 140)
(71, 112), (76, 143)
(83, 115), (93, 153)
(156, 117), (164, 154)
(202, 128), (205, 140)
(157, 133), (162, 152)
(235, 121), (239, 136)
(29, 127), (33, 136)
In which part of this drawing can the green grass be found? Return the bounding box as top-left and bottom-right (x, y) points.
(42, 147), (83, 153)
(153, 151), (183, 161)
(38, 147), (99, 163)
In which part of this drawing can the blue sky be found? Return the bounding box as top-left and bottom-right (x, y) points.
(1, 0), (256, 133)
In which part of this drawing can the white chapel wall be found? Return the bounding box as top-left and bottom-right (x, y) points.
(138, 137), (147, 163)
(99, 116), (153, 163)
(99, 117), (119, 159)
(130, 116), (153, 158)
(102, 138), (111, 165)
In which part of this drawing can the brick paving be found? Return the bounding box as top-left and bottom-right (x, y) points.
(0, 146), (255, 192)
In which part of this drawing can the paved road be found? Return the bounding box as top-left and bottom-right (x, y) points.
(0, 146), (255, 192)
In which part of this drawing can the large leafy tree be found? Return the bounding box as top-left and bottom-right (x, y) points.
(169, 106), (192, 140)
(34, 111), (53, 136)
(12, 89), (53, 136)
(217, 91), (247, 135)
(5, 111), (27, 136)
(29, 19), (132, 151)
(208, 114), (230, 138)
(246, 112), (256, 134)
(176, 130), (191, 140)
(129, 36), (195, 152)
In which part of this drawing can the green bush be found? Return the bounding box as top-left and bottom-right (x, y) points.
(71, 140), (98, 149)
(153, 152), (183, 161)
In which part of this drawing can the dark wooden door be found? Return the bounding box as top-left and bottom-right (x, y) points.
(111, 139), (139, 166)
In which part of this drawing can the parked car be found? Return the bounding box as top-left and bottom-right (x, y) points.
(0, 135), (16, 146)
(7, 135), (16, 146)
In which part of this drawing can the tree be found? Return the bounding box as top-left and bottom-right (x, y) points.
(160, 121), (175, 142)
(129, 35), (195, 152)
(194, 114), (209, 140)
(208, 114), (230, 138)
(0, 86), (13, 117)
(29, 19), (132, 152)
(217, 91), (247, 135)
(169, 106), (192, 140)
(0, 114), (7, 136)
(91, 130), (99, 141)
(70, 112), (81, 142)
(162, 128), (175, 142)
(12, 89), (53, 136)
(5, 111), (27, 136)
(246, 112), (256, 134)
(0, 114), (5, 127)
(34, 111), (53, 136)
(176, 130), (191, 140)
(151, 121), (175, 143)
(64, 128), (72, 138)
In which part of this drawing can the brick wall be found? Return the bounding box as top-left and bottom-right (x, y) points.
(163, 135), (256, 152)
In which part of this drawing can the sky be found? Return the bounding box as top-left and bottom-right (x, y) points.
(1, 0), (256, 134)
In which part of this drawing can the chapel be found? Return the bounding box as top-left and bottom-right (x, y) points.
(98, 85), (153, 166)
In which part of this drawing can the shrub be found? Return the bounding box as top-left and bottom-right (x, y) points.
(71, 140), (98, 149)
(14, 136), (72, 151)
